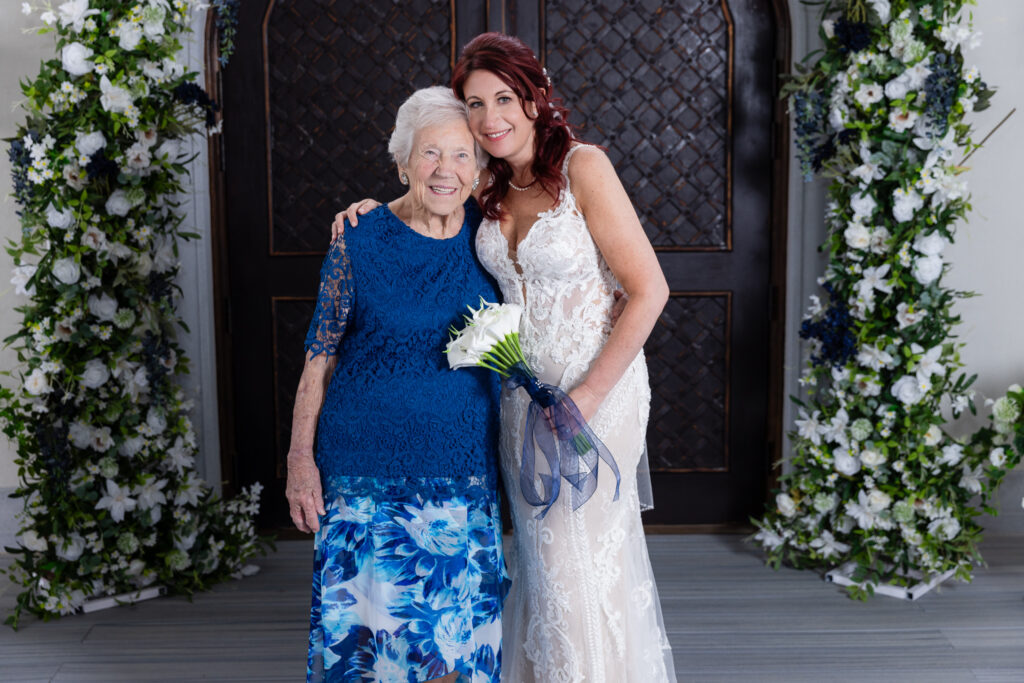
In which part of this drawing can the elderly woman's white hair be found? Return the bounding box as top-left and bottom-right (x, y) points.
(388, 86), (488, 170)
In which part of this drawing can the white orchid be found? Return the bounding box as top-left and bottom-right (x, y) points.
(57, 0), (100, 33)
(95, 480), (138, 522)
(809, 530), (849, 559)
(795, 409), (824, 446)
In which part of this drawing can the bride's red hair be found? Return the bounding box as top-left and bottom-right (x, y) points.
(451, 33), (579, 220)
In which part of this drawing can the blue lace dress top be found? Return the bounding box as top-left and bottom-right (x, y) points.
(304, 199), (500, 491)
(302, 200), (508, 683)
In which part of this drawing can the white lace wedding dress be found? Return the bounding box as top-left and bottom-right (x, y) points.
(476, 145), (676, 682)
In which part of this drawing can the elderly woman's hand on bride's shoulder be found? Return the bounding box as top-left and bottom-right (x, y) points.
(331, 199), (382, 241)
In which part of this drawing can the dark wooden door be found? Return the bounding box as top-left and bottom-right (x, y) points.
(217, 0), (783, 529)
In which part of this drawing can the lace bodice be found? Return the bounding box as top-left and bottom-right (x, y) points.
(476, 145), (619, 387)
(476, 146), (674, 682)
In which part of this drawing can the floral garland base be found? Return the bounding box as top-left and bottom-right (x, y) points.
(4, 1), (270, 627)
(754, 0), (1021, 600)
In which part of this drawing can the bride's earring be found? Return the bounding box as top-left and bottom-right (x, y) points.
(399, 172), (409, 185)
(472, 177), (480, 190)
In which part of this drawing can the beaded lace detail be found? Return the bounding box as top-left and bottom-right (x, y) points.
(475, 146), (674, 682)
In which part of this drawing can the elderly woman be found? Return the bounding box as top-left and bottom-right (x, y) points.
(285, 86), (508, 683)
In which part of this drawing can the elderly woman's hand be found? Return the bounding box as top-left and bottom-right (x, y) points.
(331, 199), (382, 241)
(286, 452), (326, 533)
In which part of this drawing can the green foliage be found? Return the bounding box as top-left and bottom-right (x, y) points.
(754, 0), (1021, 596)
(4, 1), (269, 626)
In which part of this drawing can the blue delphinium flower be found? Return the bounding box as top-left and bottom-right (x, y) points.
(799, 284), (857, 367)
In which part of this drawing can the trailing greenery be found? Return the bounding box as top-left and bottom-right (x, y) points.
(754, 0), (1022, 599)
(3, 1), (269, 627)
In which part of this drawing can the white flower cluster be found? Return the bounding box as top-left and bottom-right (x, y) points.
(757, 3), (1019, 591)
(8, 1), (265, 622)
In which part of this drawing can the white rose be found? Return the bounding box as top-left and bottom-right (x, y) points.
(105, 189), (133, 217)
(854, 83), (884, 108)
(55, 533), (85, 562)
(912, 255), (943, 285)
(136, 128), (159, 148)
(61, 42), (94, 76)
(136, 253), (154, 278)
(75, 130), (106, 157)
(776, 493), (797, 518)
(68, 420), (93, 449)
(844, 222), (871, 250)
(822, 19), (835, 38)
(153, 235), (178, 273)
(116, 22), (143, 51)
(860, 449), (886, 470)
(140, 60), (164, 81)
(63, 163), (88, 191)
(81, 359), (110, 389)
(124, 142), (152, 172)
(46, 203), (74, 229)
(82, 224), (108, 252)
(888, 109), (919, 134)
(928, 516), (960, 541)
(11, 264), (37, 296)
(52, 257), (81, 285)
(869, 0), (891, 23)
(155, 139), (182, 162)
(939, 444), (964, 467)
(91, 426), (113, 452)
(147, 408), (167, 435)
(892, 374), (928, 405)
(914, 232), (947, 256)
(24, 367), (52, 396)
(119, 435), (147, 458)
(923, 424), (943, 446)
(834, 449), (861, 476)
(990, 447), (1007, 468)
(88, 293), (119, 321)
(99, 75), (134, 113)
(162, 56), (185, 79)
(19, 529), (48, 552)
(850, 192), (877, 221)
(866, 489), (892, 512)
(142, 5), (166, 40)
(896, 302), (926, 329)
(884, 75), (909, 100)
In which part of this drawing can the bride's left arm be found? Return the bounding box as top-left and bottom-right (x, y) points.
(568, 147), (669, 421)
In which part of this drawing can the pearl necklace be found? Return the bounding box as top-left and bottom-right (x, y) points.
(508, 177), (536, 192)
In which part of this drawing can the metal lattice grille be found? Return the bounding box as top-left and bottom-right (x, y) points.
(645, 294), (730, 471)
(271, 298), (317, 475)
(544, 0), (731, 249)
(265, 0), (453, 254)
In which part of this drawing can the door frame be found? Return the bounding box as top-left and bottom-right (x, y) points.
(202, 0), (793, 523)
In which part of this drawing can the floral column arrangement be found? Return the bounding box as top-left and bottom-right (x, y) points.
(755, 0), (1023, 598)
(3, 1), (268, 625)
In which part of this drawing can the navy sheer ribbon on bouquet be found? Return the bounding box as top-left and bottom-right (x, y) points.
(505, 361), (621, 518)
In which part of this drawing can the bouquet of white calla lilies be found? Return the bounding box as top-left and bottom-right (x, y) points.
(445, 300), (621, 517)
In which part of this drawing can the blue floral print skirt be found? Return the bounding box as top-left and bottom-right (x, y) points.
(307, 475), (509, 683)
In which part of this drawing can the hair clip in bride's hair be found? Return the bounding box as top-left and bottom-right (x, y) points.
(542, 67), (553, 89)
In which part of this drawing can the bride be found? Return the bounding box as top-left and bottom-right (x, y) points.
(336, 32), (675, 683)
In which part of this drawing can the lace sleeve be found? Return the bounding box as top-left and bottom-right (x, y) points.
(304, 236), (354, 358)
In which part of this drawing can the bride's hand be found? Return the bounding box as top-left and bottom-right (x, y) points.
(568, 384), (602, 423)
(331, 198), (381, 241)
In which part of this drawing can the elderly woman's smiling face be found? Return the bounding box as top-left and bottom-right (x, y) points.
(400, 120), (478, 218)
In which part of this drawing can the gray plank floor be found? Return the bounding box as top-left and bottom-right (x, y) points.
(1, 534), (1022, 682)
